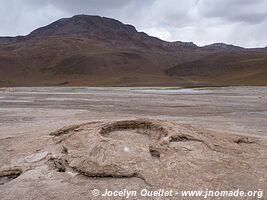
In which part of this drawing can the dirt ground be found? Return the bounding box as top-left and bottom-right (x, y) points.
(0, 87), (266, 200)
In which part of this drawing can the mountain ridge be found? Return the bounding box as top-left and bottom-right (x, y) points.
(0, 14), (267, 87)
(1, 15), (266, 50)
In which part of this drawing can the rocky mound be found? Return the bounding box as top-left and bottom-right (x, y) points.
(49, 119), (267, 189)
(0, 119), (266, 199)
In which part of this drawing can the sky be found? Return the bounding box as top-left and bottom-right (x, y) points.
(0, 0), (267, 47)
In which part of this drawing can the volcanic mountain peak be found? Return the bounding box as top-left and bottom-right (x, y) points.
(24, 14), (166, 48)
(29, 15), (138, 37)
(0, 14), (267, 87)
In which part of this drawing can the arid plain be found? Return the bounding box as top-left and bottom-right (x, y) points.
(0, 87), (266, 200)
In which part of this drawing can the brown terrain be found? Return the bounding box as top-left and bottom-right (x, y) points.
(0, 14), (267, 200)
(0, 14), (267, 87)
(0, 87), (266, 199)
(1, 119), (266, 200)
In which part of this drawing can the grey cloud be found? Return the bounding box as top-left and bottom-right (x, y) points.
(29, 0), (137, 13)
(198, 0), (267, 24)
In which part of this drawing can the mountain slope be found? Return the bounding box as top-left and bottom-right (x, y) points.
(0, 15), (267, 87)
(166, 52), (267, 86)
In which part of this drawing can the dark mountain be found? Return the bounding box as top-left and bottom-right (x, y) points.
(30, 15), (138, 36)
(203, 43), (245, 51)
(0, 15), (202, 50)
(0, 15), (267, 87)
(28, 15), (162, 46)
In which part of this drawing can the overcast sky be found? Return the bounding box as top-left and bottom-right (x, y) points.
(0, 0), (267, 47)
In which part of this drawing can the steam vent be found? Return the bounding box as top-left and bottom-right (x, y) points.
(48, 119), (266, 189)
(1, 118), (266, 199)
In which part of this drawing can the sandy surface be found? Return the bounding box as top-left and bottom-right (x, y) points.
(0, 87), (266, 200)
(0, 87), (266, 139)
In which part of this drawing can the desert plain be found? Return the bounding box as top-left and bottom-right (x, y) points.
(0, 86), (266, 200)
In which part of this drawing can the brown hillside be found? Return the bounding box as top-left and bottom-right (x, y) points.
(0, 15), (267, 87)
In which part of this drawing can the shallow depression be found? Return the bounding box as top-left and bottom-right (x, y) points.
(105, 130), (158, 144)
(0, 169), (22, 185)
(106, 130), (159, 154)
